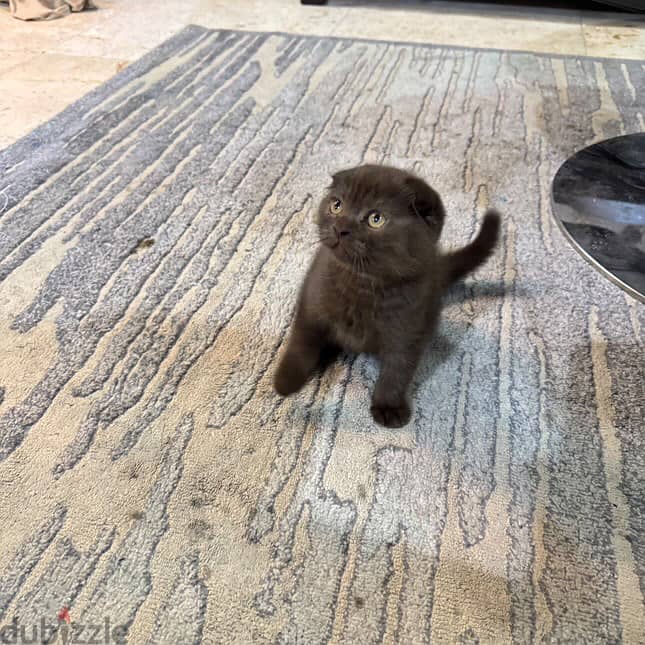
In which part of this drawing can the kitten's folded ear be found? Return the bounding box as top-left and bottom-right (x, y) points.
(404, 175), (446, 238)
(331, 168), (353, 184)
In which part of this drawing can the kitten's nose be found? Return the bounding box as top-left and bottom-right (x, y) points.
(333, 225), (350, 238)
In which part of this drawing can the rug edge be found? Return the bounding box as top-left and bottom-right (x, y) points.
(0, 25), (209, 169)
(1, 23), (643, 177)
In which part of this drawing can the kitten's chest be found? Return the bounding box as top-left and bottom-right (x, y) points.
(313, 274), (385, 353)
(329, 296), (377, 353)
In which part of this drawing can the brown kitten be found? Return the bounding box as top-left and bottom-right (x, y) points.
(274, 164), (500, 428)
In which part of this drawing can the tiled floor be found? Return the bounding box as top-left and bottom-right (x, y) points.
(0, 0), (643, 148)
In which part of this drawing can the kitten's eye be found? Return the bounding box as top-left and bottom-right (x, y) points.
(330, 198), (343, 215)
(367, 211), (386, 229)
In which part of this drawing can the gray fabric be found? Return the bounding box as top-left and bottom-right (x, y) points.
(3, 0), (94, 21)
(0, 26), (643, 644)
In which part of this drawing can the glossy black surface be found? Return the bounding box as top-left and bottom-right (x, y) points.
(552, 133), (645, 302)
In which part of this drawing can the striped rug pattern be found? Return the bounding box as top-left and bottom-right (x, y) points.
(0, 26), (643, 644)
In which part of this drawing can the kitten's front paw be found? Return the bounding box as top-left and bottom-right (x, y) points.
(274, 359), (307, 397)
(370, 399), (411, 428)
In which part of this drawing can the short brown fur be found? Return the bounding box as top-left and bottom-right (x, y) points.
(274, 164), (500, 428)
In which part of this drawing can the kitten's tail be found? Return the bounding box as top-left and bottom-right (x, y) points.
(444, 210), (501, 284)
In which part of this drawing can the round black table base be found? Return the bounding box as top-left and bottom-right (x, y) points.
(552, 133), (645, 303)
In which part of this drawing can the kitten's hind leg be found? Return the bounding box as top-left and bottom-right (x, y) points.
(274, 316), (327, 397)
(370, 350), (419, 428)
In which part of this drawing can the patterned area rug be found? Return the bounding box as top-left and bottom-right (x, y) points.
(0, 26), (643, 644)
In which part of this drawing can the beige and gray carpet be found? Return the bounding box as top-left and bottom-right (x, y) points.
(0, 26), (643, 644)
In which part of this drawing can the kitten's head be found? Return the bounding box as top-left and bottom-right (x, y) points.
(317, 165), (445, 280)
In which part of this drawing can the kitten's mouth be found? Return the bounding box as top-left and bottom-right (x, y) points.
(321, 232), (354, 263)
(322, 235), (341, 252)
(331, 243), (354, 264)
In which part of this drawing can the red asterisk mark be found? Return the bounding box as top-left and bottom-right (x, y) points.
(57, 607), (71, 624)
